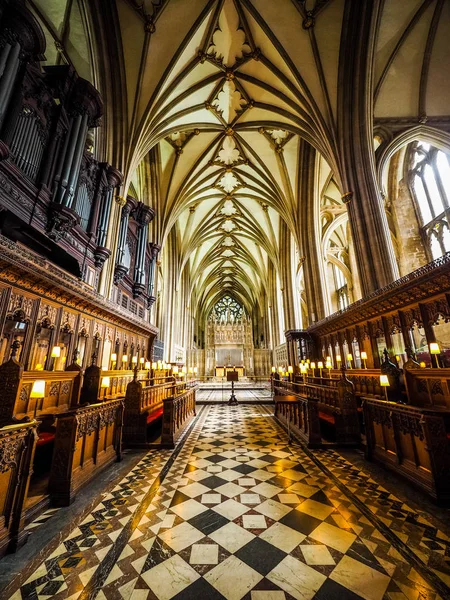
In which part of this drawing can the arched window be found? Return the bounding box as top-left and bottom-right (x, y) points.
(409, 142), (450, 260)
(211, 295), (244, 321)
(333, 264), (349, 310)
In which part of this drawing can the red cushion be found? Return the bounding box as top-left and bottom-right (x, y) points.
(37, 432), (55, 446)
(319, 411), (335, 425)
(147, 408), (164, 424)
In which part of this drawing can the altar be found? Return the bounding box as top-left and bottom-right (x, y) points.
(215, 366), (245, 378)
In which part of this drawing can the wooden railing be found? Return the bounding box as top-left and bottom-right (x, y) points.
(275, 375), (360, 445)
(306, 369), (383, 397)
(403, 368), (450, 408)
(274, 395), (322, 448)
(48, 398), (124, 506)
(161, 386), (198, 448)
(362, 397), (450, 501)
(0, 421), (37, 557)
(123, 377), (175, 446)
(16, 370), (81, 420)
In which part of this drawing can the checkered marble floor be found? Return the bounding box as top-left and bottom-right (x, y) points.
(8, 404), (450, 600)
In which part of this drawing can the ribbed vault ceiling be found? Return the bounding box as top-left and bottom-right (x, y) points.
(123, 0), (346, 317)
(30, 0), (448, 321)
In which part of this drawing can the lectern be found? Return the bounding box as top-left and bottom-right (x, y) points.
(227, 370), (239, 405)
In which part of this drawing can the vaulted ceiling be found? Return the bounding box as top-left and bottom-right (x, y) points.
(28, 0), (450, 321)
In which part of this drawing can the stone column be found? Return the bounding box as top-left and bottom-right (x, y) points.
(337, 0), (398, 296)
(299, 140), (329, 322)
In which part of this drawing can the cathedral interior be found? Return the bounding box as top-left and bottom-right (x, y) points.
(0, 0), (450, 598)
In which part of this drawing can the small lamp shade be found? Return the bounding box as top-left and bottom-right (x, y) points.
(430, 342), (440, 354)
(288, 365), (293, 373)
(151, 362), (157, 369)
(140, 357), (145, 364)
(132, 356), (138, 364)
(300, 365), (307, 373)
(145, 361), (151, 369)
(111, 353), (117, 362)
(173, 366), (179, 374)
(51, 346), (61, 358)
(278, 366), (283, 373)
(182, 367), (187, 374)
(336, 355), (341, 362)
(380, 375), (390, 387)
(122, 355), (128, 363)
(306, 359), (310, 364)
(326, 361), (332, 369)
(271, 366), (276, 373)
(157, 361), (162, 368)
(360, 351), (367, 360)
(194, 367), (198, 374)
(101, 376), (110, 388)
(326, 356), (331, 361)
(311, 362), (316, 369)
(189, 367), (193, 374)
(30, 380), (45, 398)
(318, 361), (323, 369)
(347, 353), (353, 361)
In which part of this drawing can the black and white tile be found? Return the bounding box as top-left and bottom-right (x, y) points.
(7, 402), (450, 600)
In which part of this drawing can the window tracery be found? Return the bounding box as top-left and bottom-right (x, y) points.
(210, 295), (244, 322)
(409, 141), (450, 260)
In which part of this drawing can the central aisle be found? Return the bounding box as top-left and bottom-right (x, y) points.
(11, 404), (448, 599)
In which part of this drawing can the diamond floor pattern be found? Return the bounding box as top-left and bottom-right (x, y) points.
(6, 403), (450, 600)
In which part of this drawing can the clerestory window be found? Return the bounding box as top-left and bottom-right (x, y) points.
(409, 141), (450, 260)
(333, 264), (349, 311)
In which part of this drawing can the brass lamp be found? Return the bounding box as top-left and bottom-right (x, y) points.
(380, 374), (390, 400)
(318, 361), (323, 378)
(430, 342), (440, 368)
(51, 345), (61, 371)
(347, 353), (353, 369)
(360, 351), (367, 369)
(30, 380), (45, 418)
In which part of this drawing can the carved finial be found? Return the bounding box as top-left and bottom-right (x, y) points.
(10, 339), (21, 361)
(382, 348), (390, 364)
(72, 348), (80, 364)
(91, 351), (98, 366)
(405, 347), (415, 361)
(133, 365), (138, 381)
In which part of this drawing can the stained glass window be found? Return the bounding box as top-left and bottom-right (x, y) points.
(211, 295), (244, 320)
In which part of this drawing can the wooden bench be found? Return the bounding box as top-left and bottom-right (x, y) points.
(362, 396), (450, 502)
(161, 386), (198, 448)
(123, 375), (175, 446)
(274, 394), (322, 448)
(275, 370), (360, 445)
(48, 398), (124, 506)
(0, 421), (37, 557)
